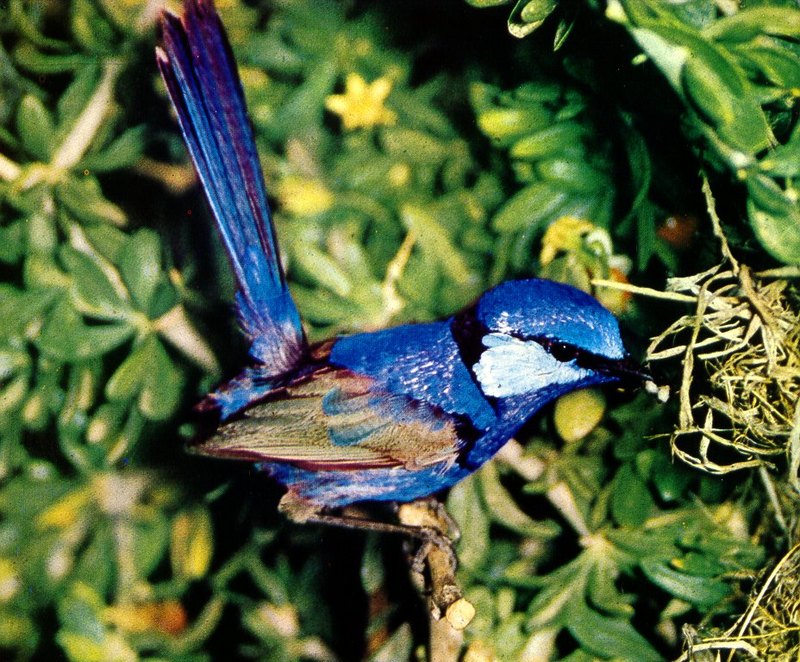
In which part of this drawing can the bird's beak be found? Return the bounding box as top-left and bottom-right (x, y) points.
(598, 356), (670, 402)
(595, 355), (651, 386)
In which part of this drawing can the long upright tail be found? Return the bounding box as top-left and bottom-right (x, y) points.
(157, 0), (305, 375)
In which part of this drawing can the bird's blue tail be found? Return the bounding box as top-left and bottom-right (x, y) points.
(157, 0), (305, 375)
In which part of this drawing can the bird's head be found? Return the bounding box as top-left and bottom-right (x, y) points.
(465, 279), (649, 399)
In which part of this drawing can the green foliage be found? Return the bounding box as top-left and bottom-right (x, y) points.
(448, 395), (764, 659)
(0, 0), (796, 659)
(607, 0), (800, 265)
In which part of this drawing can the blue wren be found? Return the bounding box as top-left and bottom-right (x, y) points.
(157, 0), (650, 531)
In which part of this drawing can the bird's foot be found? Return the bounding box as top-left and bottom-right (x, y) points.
(398, 500), (474, 630)
(279, 492), (475, 630)
(396, 501), (459, 574)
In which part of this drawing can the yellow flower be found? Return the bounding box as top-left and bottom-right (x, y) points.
(325, 74), (397, 130)
(539, 216), (598, 266)
(277, 175), (334, 216)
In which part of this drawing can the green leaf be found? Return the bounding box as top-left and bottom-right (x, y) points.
(105, 340), (153, 402)
(290, 242), (353, 298)
(677, 552), (725, 577)
(71, 524), (115, 596)
(138, 339), (184, 421)
(117, 229), (162, 313)
(290, 285), (353, 325)
(760, 129), (800, 176)
(651, 452), (692, 502)
(401, 204), (474, 284)
(381, 127), (449, 163)
(56, 65), (100, 139)
(71, 0), (117, 54)
(0, 220), (24, 264)
(104, 336), (183, 419)
(477, 106), (551, 145)
(640, 557), (730, 607)
(626, 16), (773, 154)
(37, 298), (133, 362)
(747, 175), (800, 265)
(13, 43), (91, 74)
(82, 223), (128, 264)
(703, 7), (800, 42)
(527, 559), (588, 627)
(491, 181), (568, 232)
(508, 0), (558, 38)
(587, 557), (634, 617)
(55, 175), (126, 227)
(735, 40), (800, 89)
(56, 632), (105, 662)
(448, 474), (490, 572)
(566, 598), (661, 661)
(536, 158), (606, 193)
(465, 0), (509, 6)
(57, 584), (105, 637)
(272, 61), (337, 139)
(60, 246), (130, 320)
(0, 285), (58, 339)
(16, 95), (55, 161)
(681, 48), (771, 153)
(79, 125), (146, 172)
(627, 26), (689, 90)
(611, 463), (653, 527)
(509, 123), (587, 160)
(479, 462), (560, 539)
(133, 514), (170, 576)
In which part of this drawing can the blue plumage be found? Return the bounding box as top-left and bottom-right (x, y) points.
(158, 0), (649, 519)
(158, 0), (303, 376)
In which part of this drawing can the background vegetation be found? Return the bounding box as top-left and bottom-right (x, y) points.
(0, 0), (798, 659)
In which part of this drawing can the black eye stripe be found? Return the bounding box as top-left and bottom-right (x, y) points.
(501, 333), (582, 364)
(543, 340), (579, 362)
(522, 334), (609, 370)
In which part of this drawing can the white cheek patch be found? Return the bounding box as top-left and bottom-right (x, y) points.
(473, 333), (589, 398)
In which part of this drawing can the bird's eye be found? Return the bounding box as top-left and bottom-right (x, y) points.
(550, 341), (577, 362)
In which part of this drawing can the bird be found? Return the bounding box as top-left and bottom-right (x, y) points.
(156, 0), (650, 534)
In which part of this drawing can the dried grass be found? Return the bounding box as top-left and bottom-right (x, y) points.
(645, 179), (800, 486)
(678, 543), (800, 661)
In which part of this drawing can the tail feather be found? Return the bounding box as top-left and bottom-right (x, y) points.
(157, 0), (305, 375)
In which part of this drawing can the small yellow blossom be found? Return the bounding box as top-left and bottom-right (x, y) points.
(540, 216), (634, 314)
(325, 73), (397, 130)
(277, 175), (334, 216)
(539, 216), (598, 266)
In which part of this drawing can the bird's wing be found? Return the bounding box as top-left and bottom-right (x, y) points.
(191, 368), (464, 471)
(157, 0), (305, 375)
